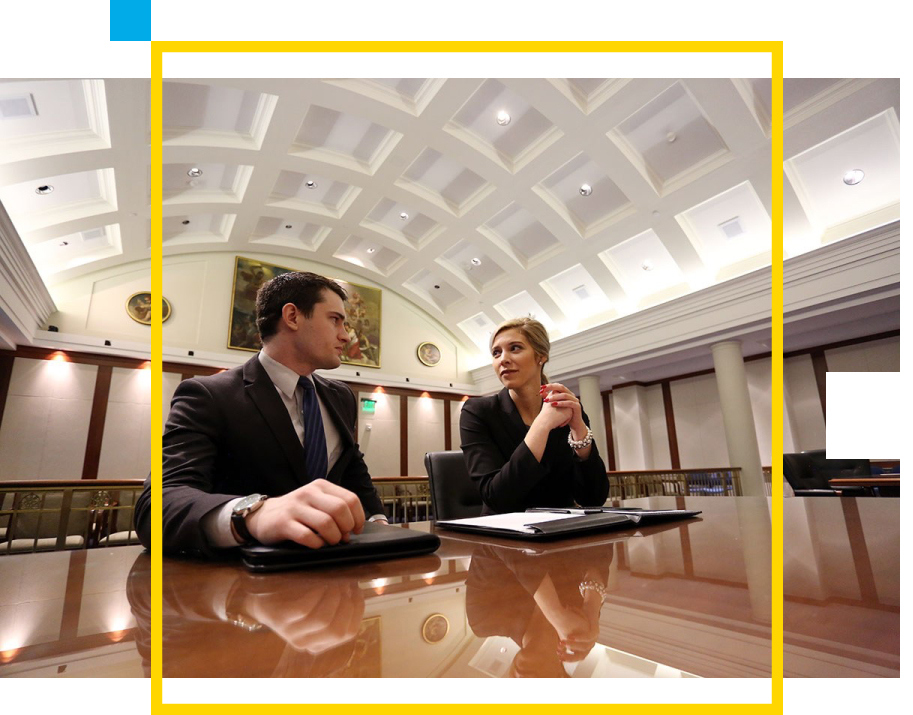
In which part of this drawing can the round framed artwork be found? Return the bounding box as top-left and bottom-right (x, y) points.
(417, 342), (441, 367)
(126, 292), (172, 325)
(421, 614), (449, 644)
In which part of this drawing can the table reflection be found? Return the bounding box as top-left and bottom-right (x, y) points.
(783, 497), (899, 677)
(161, 496), (773, 677)
(0, 545), (146, 677)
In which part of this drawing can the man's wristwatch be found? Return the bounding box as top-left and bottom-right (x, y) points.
(230, 494), (268, 545)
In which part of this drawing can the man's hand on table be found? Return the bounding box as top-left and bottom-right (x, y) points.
(246, 479), (365, 548)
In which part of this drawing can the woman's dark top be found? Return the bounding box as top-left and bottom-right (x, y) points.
(459, 388), (609, 515)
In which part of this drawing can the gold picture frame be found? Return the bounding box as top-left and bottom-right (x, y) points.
(126, 292), (171, 325)
(416, 342), (441, 367)
(227, 256), (382, 368)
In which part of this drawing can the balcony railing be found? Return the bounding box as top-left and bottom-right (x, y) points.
(606, 468), (745, 498)
(0, 480), (144, 554)
(372, 477), (432, 524)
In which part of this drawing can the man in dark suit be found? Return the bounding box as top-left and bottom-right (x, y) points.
(153, 271), (386, 556)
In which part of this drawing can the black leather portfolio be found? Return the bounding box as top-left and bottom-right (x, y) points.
(240, 521), (441, 572)
(435, 507), (702, 540)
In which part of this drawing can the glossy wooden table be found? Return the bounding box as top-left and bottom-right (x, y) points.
(783, 496), (899, 677)
(0, 545), (148, 677)
(161, 496), (773, 678)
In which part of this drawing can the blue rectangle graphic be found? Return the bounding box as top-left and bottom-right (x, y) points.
(110, 0), (152, 41)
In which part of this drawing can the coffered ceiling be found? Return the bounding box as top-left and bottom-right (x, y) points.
(0, 77), (900, 368)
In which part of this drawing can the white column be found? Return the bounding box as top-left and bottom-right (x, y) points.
(711, 340), (765, 496)
(610, 384), (654, 470)
(578, 376), (607, 461)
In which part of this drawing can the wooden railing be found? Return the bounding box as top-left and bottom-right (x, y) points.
(606, 468), (744, 498)
(371, 476), (432, 524)
(0, 480), (144, 554)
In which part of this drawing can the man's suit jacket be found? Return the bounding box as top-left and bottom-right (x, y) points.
(159, 355), (384, 555)
(459, 388), (609, 515)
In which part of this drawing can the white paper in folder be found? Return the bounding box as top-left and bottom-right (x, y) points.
(436, 511), (580, 534)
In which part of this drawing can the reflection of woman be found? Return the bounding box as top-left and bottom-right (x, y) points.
(465, 541), (612, 676)
(459, 318), (608, 514)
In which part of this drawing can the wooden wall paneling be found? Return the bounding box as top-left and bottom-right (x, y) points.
(601, 391), (616, 471)
(399, 394), (408, 476)
(0, 352), (13, 433)
(811, 351), (828, 423)
(81, 365), (113, 480)
(443, 398), (452, 451)
(661, 381), (681, 469)
(60, 550), (87, 639)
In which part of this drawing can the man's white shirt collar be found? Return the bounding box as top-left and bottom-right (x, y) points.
(258, 350), (312, 399)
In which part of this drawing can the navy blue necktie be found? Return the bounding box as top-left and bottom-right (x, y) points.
(298, 377), (328, 482)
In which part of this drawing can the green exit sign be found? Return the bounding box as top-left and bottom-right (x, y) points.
(361, 398), (376, 414)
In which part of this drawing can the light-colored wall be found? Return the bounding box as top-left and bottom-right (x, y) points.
(746, 358), (772, 464)
(0, 357), (96, 480)
(450, 400), (464, 454)
(46, 261), (152, 343)
(824, 336), (900, 372)
(406, 395), (445, 476)
(612, 385), (654, 470)
(644, 384), (671, 469)
(357, 390), (400, 477)
(97, 367), (151, 479)
(783, 355), (825, 452)
(670, 373), (729, 469)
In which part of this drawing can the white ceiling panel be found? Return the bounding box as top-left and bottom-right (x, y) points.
(163, 81), (276, 149)
(250, 216), (327, 251)
(162, 163), (252, 204)
(599, 229), (688, 308)
(785, 109), (900, 245)
(541, 263), (612, 325)
(0, 168), (117, 231)
(675, 180), (772, 277)
(610, 81), (730, 194)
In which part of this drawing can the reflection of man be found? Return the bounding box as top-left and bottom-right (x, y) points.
(152, 271), (387, 556)
(160, 565), (367, 677)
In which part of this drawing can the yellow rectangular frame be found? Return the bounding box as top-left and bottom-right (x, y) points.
(150, 40), (784, 711)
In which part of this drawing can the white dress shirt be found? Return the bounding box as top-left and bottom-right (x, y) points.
(202, 351), (384, 548)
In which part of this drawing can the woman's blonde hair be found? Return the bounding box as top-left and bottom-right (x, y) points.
(490, 317), (550, 385)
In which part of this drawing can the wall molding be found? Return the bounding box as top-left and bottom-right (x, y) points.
(0, 200), (56, 347)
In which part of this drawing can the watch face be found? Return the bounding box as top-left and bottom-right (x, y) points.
(235, 494), (263, 512)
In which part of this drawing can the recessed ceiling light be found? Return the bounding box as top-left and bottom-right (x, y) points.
(470, 257), (482, 266)
(496, 110), (511, 126)
(35, 184), (53, 195)
(305, 180), (318, 189)
(666, 132), (677, 143)
(285, 224), (292, 229)
(579, 183), (592, 196)
(181, 219), (190, 225)
(433, 284), (441, 289)
(187, 167), (203, 177)
(641, 259), (654, 272)
(366, 247), (376, 254)
(399, 211), (409, 221)
(843, 169), (865, 186)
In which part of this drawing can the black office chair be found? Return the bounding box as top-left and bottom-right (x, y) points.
(424, 450), (483, 521)
(783, 450), (870, 497)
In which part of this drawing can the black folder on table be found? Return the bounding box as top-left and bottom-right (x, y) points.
(240, 521), (441, 572)
(435, 507), (701, 540)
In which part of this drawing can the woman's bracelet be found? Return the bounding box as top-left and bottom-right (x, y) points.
(568, 426), (593, 450)
(578, 580), (607, 602)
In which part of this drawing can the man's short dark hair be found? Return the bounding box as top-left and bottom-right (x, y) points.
(255, 272), (347, 341)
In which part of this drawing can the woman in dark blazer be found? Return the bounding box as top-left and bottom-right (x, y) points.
(459, 318), (609, 514)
